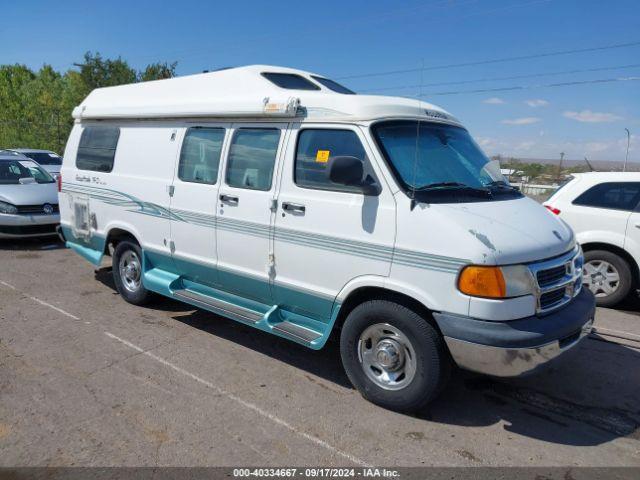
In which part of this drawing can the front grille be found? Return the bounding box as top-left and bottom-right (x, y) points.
(16, 204), (59, 214)
(528, 246), (583, 314)
(0, 224), (57, 235)
(540, 287), (566, 309)
(537, 264), (567, 287)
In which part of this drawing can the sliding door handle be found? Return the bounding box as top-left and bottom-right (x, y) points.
(282, 202), (306, 213)
(220, 194), (239, 204)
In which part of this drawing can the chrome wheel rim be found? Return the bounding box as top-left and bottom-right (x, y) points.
(357, 323), (417, 391)
(583, 260), (620, 298)
(119, 250), (141, 293)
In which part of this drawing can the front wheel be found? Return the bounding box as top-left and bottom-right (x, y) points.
(340, 300), (450, 412)
(583, 250), (632, 307)
(112, 240), (152, 305)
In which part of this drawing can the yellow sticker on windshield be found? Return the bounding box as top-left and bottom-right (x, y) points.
(316, 150), (330, 163)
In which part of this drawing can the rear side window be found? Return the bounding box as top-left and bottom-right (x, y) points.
(178, 128), (225, 184)
(310, 76), (355, 94)
(295, 129), (375, 193)
(22, 152), (62, 166)
(573, 182), (640, 211)
(261, 72), (320, 91)
(76, 126), (120, 172)
(225, 129), (280, 191)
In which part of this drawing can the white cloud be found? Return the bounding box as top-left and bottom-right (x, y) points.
(483, 97), (505, 104)
(524, 99), (549, 108)
(473, 134), (640, 162)
(563, 110), (622, 123)
(501, 117), (541, 125)
(515, 141), (536, 151)
(585, 142), (609, 153)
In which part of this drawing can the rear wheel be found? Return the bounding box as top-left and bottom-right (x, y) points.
(340, 299), (450, 412)
(583, 249), (632, 307)
(112, 240), (152, 305)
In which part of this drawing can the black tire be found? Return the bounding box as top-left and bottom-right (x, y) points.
(583, 249), (633, 308)
(340, 299), (450, 412)
(112, 240), (152, 305)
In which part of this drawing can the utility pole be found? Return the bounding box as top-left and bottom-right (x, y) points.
(556, 152), (565, 183)
(584, 157), (595, 172)
(624, 128), (631, 172)
(56, 111), (61, 153)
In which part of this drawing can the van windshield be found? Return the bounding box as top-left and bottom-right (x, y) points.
(372, 120), (522, 202)
(0, 159), (55, 184)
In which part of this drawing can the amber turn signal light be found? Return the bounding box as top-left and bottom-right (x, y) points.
(458, 266), (507, 298)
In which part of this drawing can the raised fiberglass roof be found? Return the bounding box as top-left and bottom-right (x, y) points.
(72, 65), (459, 124)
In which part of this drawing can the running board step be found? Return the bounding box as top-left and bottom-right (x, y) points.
(272, 321), (323, 344)
(173, 288), (262, 324)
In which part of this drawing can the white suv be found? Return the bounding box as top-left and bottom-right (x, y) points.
(545, 172), (640, 307)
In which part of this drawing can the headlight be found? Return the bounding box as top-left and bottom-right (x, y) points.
(458, 265), (535, 299)
(574, 245), (584, 272)
(0, 201), (18, 214)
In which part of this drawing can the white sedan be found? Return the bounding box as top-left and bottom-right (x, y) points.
(544, 171), (640, 307)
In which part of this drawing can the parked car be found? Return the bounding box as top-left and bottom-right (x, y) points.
(59, 65), (594, 412)
(0, 152), (60, 238)
(0, 149), (25, 157)
(545, 172), (640, 307)
(7, 148), (63, 177)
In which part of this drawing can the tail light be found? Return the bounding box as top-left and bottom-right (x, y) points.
(545, 205), (561, 215)
(57, 174), (62, 193)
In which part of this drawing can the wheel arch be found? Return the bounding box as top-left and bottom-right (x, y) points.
(332, 285), (442, 340)
(103, 226), (142, 255)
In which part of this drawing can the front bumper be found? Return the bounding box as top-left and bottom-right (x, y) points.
(433, 288), (596, 377)
(0, 213), (60, 238)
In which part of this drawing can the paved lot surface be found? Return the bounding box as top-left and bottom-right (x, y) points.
(0, 238), (639, 467)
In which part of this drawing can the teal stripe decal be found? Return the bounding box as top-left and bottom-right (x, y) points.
(61, 182), (469, 273)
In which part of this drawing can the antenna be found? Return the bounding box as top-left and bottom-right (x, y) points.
(410, 59), (425, 211)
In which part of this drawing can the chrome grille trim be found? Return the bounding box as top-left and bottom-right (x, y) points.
(528, 246), (583, 314)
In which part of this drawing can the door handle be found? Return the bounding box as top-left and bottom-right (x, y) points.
(635, 223), (640, 229)
(220, 194), (239, 204)
(282, 202), (306, 213)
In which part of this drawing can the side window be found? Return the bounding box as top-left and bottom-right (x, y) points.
(295, 129), (376, 193)
(225, 129), (280, 191)
(76, 126), (120, 172)
(573, 182), (640, 211)
(178, 128), (225, 184)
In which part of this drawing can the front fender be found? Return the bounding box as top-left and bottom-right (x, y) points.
(334, 274), (443, 313)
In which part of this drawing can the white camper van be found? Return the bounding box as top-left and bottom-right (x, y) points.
(59, 65), (595, 411)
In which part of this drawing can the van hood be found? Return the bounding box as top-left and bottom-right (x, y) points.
(0, 183), (59, 206)
(431, 196), (575, 265)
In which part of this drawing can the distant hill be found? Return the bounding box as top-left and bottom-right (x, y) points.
(497, 157), (640, 172)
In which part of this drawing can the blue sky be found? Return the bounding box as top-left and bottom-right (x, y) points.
(2, 0), (639, 162)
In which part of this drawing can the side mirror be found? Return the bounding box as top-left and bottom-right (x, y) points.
(19, 177), (36, 185)
(327, 156), (380, 195)
(328, 156), (363, 186)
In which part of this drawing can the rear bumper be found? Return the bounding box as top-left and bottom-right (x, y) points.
(433, 288), (596, 377)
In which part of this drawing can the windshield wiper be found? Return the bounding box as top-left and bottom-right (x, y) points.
(413, 182), (491, 195)
(484, 180), (520, 191)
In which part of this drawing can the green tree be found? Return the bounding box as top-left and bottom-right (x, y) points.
(0, 64), (36, 148)
(139, 61), (177, 82)
(77, 52), (137, 90)
(0, 53), (177, 152)
(521, 163), (545, 179)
